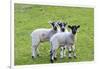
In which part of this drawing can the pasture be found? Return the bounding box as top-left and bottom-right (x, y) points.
(14, 3), (94, 65)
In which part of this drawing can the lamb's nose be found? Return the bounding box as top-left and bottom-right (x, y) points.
(54, 27), (57, 31)
(61, 28), (65, 32)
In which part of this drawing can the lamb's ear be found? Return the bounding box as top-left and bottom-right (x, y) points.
(77, 25), (80, 28)
(64, 23), (67, 26)
(48, 21), (52, 24)
(48, 21), (54, 27)
(57, 21), (61, 25)
(68, 25), (72, 29)
(51, 22), (54, 27)
(57, 22), (60, 25)
(58, 22), (62, 26)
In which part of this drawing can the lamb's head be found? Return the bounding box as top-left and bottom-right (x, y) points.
(68, 25), (80, 35)
(58, 22), (67, 32)
(48, 21), (58, 31)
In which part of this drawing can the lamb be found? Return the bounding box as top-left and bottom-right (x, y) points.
(50, 25), (80, 63)
(31, 21), (59, 58)
(48, 21), (67, 60)
(54, 22), (67, 59)
(58, 22), (69, 58)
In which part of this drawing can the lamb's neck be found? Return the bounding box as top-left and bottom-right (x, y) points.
(69, 32), (76, 41)
(51, 29), (57, 33)
(48, 29), (57, 39)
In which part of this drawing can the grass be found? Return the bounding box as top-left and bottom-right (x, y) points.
(14, 3), (94, 65)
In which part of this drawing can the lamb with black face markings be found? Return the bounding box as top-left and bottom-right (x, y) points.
(53, 21), (68, 60)
(50, 25), (80, 63)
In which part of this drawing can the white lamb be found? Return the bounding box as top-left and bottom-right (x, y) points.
(50, 25), (80, 63)
(31, 21), (59, 58)
(54, 22), (68, 59)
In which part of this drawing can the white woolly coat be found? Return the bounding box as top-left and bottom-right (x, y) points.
(31, 28), (57, 45)
(50, 32), (75, 50)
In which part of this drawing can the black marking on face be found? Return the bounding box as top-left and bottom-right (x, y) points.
(58, 22), (67, 32)
(68, 25), (80, 34)
(51, 22), (57, 31)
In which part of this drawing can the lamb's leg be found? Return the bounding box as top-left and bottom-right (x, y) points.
(50, 50), (54, 63)
(50, 49), (59, 63)
(67, 46), (72, 59)
(60, 47), (64, 59)
(32, 45), (37, 58)
(63, 46), (67, 57)
(31, 37), (40, 58)
(35, 42), (40, 57)
(37, 48), (40, 56)
(60, 46), (67, 58)
(50, 44), (59, 63)
(50, 43), (54, 63)
(72, 45), (77, 58)
(54, 50), (57, 61)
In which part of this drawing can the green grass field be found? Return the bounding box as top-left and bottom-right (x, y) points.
(14, 3), (94, 65)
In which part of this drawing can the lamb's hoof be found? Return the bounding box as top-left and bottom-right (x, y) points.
(54, 57), (57, 61)
(74, 56), (77, 59)
(68, 57), (72, 59)
(37, 54), (39, 57)
(32, 56), (36, 59)
(50, 59), (54, 63)
(32, 56), (34, 59)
